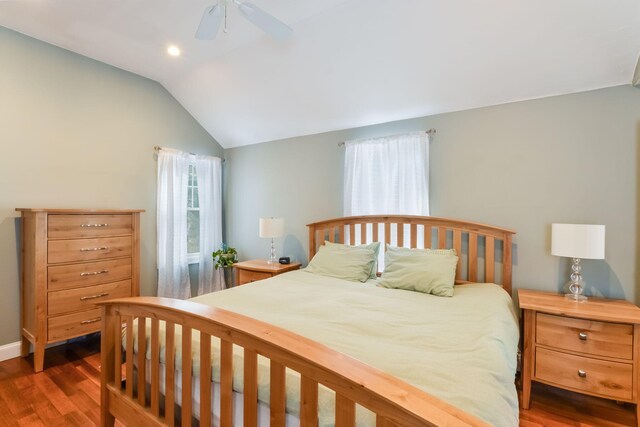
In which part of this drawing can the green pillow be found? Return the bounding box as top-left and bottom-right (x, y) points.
(305, 244), (376, 282)
(325, 241), (381, 278)
(378, 249), (459, 296)
(384, 245), (456, 270)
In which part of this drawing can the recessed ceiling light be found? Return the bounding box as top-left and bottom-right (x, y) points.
(167, 45), (181, 57)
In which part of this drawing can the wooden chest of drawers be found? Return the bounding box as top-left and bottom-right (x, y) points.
(17, 208), (143, 372)
(519, 289), (640, 423)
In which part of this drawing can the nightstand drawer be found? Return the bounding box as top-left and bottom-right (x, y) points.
(535, 347), (633, 401)
(536, 313), (633, 359)
(238, 269), (272, 285)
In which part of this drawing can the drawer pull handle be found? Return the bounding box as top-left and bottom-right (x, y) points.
(80, 293), (109, 301)
(578, 370), (587, 378)
(80, 270), (109, 277)
(80, 317), (101, 325)
(80, 247), (109, 252)
(578, 332), (588, 340)
(81, 223), (109, 228)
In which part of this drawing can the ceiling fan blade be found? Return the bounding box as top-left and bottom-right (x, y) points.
(237, 2), (292, 41)
(195, 4), (225, 40)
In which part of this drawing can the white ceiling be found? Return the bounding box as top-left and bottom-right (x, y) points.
(1, 0), (639, 148)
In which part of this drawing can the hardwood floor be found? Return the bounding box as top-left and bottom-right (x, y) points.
(0, 335), (636, 426)
(520, 382), (636, 426)
(0, 334), (123, 427)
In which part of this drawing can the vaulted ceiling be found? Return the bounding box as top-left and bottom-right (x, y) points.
(1, 0), (639, 148)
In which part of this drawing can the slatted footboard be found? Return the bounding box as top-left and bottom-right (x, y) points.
(99, 297), (489, 427)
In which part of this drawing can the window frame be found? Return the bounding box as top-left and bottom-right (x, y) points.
(187, 161), (200, 264)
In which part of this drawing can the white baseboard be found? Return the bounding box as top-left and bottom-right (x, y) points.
(0, 340), (71, 363)
(0, 341), (21, 362)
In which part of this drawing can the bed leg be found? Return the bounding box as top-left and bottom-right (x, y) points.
(100, 409), (115, 427)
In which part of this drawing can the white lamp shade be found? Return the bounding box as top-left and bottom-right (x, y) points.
(551, 223), (605, 259)
(259, 217), (284, 238)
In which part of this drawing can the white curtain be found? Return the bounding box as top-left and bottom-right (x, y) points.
(344, 132), (430, 216)
(195, 155), (224, 294)
(157, 149), (191, 299)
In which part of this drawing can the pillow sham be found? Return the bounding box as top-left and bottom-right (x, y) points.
(378, 248), (458, 297)
(386, 244), (456, 257)
(324, 240), (381, 279)
(305, 244), (376, 283)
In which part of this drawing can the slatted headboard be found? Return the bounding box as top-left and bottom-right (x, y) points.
(307, 215), (516, 295)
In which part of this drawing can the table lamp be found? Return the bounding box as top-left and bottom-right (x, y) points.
(551, 223), (605, 302)
(259, 217), (284, 264)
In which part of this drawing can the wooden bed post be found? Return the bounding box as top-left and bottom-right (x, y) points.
(100, 304), (116, 427)
(503, 234), (513, 296)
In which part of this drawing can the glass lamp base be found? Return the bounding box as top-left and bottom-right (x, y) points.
(565, 293), (587, 302)
(267, 238), (278, 264)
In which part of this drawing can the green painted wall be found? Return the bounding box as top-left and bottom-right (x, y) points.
(0, 26), (223, 346)
(224, 85), (640, 303)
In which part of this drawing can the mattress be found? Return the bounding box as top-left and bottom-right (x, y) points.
(131, 270), (520, 426)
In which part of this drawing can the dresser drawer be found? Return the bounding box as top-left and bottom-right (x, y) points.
(48, 236), (132, 264)
(238, 269), (272, 285)
(48, 308), (102, 342)
(535, 347), (633, 401)
(48, 258), (131, 291)
(48, 279), (132, 316)
(536, 313), (633, 359)
(48, 214), (132, 239)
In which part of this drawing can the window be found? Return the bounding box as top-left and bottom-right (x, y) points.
(343, 131), (430, 217)
(343, 132), (430, 269)
(157, 148), (223, 298)
(187, 163), (200, 263)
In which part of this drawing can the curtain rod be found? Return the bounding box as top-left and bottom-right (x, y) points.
(154, 146), (225, 163)
(337, 129), (436, 147)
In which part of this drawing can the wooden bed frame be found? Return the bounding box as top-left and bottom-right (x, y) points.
(99, 215), (515, 427)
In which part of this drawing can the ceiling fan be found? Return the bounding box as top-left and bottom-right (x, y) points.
(196, 0), (293, 41)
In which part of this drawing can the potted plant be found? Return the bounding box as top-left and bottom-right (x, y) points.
(212, 245), (238, 287)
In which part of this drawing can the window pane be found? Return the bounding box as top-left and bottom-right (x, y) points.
(188, 165), (194, 186)
(187, 186), (193, 208)
(187, 210), (200, 253)
(193, 186), (199, 208)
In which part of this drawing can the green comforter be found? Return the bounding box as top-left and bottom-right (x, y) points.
(134, 270), (520, 426)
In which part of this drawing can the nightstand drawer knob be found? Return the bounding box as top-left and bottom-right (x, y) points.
(577, 370), (587, 378)
(578, 332), (588, 340)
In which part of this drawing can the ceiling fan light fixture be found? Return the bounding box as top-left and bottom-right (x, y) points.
(195, 3), (225, 40)
(195, 1), (292, 42)
(237, 1), (293, 41)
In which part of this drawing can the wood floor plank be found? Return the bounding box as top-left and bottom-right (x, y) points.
(32, 371), (77, 415)
(15, 412), (46, 427)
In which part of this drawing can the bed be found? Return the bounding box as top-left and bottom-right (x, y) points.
(99, 215), (518, 427)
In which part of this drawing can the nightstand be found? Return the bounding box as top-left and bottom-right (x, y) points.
(519, 289), (640, 421)
(234, 259), (301, 286)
